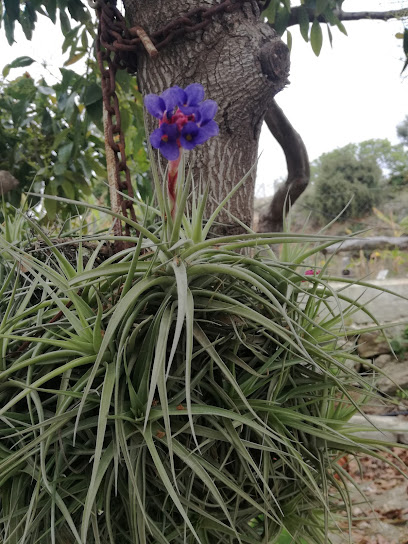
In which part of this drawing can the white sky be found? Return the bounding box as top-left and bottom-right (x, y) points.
(258, 0), (408, 195)
(0, 0), (407, 197)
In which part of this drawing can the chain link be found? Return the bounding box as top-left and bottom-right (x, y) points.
(96, 8), (138, 243)
(97, 0), (266, 72)
(95, 0), (267, 243)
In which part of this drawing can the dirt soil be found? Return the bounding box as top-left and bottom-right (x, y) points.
(331, 448), (408, 544)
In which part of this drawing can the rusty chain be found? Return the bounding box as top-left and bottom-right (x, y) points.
(96, 9), (138, 244)
(93, 0), (267, 243)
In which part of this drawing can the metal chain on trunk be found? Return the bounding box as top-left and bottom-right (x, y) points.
(95, 7), (138, 244)
(90, 0), (267, 242)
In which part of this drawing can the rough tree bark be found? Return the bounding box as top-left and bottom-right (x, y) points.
(123, 0), (290, 234)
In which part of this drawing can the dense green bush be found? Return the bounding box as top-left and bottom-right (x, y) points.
(0, 63), (151, 222)
(304, 143), (382, 223)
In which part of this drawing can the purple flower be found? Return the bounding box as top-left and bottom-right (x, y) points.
(150, 123), (179, 160)
(196, 100), (219, 142)
(145, 86), (183, 119)
(180, 122), (206, 150)
(177, 83), (205, 114)
(144, 83), (219, 160)
(144, 94), (167, 120)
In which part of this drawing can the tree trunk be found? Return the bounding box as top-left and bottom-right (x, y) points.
(123, 0), (290, 234)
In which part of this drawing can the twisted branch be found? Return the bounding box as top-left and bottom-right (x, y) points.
(257, 99), (309, 232)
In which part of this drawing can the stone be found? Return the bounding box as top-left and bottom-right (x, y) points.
(376, 362), (408, 395)
(374, 353), (399, 369)
(348, 414), (408, 444)
(357, 332), (390, 359)
(342, 357), (362, 372)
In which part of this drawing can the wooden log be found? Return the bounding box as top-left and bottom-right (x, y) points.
(323, 237), (408, 254)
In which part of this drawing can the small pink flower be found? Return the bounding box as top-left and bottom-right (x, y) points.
(302, 269), (320, 282)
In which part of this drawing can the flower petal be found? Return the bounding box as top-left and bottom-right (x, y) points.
(144, 95), (166, 119)
(150, 127), (164, 149)
(160, 140), (180, 160)
(180, 121), (200, 150)
(197, 100), (218, 125)
(161, 122), (179, 139)
(184, 83), (205, 106)
(194, 120), (219, 144)
(161, 86), (184, 111)
(178, 105), (199, 116)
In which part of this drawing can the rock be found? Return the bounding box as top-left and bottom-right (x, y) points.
(357, 332), (390, 358)
(374, 353), (398, 369)
(348, 414), (408, 444)
(376, 362), (408, 395)
(343, 357), (363, 372)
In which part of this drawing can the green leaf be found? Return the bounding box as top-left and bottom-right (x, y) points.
(311, 19), (323, 56)
(143, 425), (202, 544)
(59, 9), (71, 34)
(327, 23), (333, 47)
(404, 27), (408, 56)
(2, 64), (11, 78)
(64, 92), (77, 120)
(274, 6), (291, 36)
(46, 0), (57, 23)
(298, 5), (310, 42)
(20, 3), (37, 41)
(64, 51), (85, 66)
(61, 180), (75, 199)
(61, 25), (79, 53)
(83, 83), (102, 106)
(315, 0), (328, 16)
(41, 108), (53, 135)
(286, 29), (292, 51)
(4, 12), (15, 44)
(4, 0), (19, 22)
(81, 28), (88, 49)
(335, 18), (347, 36)
(85, 99), (103, 131)
(8, 56), (35, 69)
(37, 85), (55, 95)
(263, 0), (279, 24)
(44, 195), (57, 219)
(81, 364), (116, 542)
(67, 0), (90, 23)
(58, 141), (74, 163)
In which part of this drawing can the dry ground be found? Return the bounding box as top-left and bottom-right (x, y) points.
(331, 448), (408, 544)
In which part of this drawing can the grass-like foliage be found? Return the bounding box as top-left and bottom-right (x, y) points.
(0, 160), (404, 543)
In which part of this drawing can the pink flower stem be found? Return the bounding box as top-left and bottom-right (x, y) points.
(167, 152), (181, 220)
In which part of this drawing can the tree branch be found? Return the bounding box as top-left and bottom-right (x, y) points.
(323, 236), (408, 254)
(287, 7), (408, 27)
(257, 99), (309, 232)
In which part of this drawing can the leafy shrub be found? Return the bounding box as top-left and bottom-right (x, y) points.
(0, 64), (151, 222)
(304, 143), (383, 223)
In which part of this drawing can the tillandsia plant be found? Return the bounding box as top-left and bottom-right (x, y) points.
(0, 87), (407, 544)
